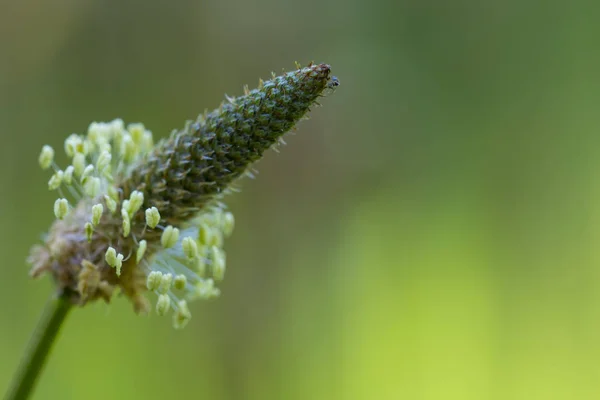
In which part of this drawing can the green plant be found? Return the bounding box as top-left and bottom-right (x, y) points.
(6, 62), (338, 400)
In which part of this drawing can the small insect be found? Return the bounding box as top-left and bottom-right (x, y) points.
(324, 75), (339, 95)
(328, 75), (340, 88)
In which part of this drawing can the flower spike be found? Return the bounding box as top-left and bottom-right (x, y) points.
(27, 63), (337, 328)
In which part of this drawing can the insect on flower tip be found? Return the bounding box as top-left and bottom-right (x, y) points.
(39, 145), (54, 170)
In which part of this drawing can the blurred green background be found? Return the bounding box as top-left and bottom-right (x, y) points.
(2, 1), (600, 399)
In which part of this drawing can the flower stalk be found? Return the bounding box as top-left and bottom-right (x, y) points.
(5, 294), (72, 400)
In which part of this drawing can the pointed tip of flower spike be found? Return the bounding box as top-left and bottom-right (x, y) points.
(39, 145), (54, 170)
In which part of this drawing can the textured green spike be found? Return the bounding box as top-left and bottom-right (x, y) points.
(28, 63), (337, 318)
(122, 63), (334, 226)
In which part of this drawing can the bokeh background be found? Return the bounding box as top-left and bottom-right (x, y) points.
(2, 1), (600, 399)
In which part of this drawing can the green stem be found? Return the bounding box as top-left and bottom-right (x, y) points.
(5, 295), (72, 400)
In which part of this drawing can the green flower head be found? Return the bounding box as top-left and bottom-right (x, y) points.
(28, 63), (338, 329)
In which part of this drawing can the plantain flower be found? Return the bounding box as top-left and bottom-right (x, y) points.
(28, 63), (337, 329)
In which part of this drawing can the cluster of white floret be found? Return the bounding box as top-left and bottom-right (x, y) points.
(38, 120), (234, 329)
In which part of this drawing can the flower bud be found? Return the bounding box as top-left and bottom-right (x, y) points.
(91, 204), (103, 226)
(48, 170), (63, 190)
(39, 145), (54, 170)
(182, 237), (198, 259)
(156, 294), (170, 316)
(53, 198), (69, 220)
(174, 274), (187, 290)
(145, 207), (160, 229)
(136, 240), (147, 263)
(161, 226), (179, 249)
